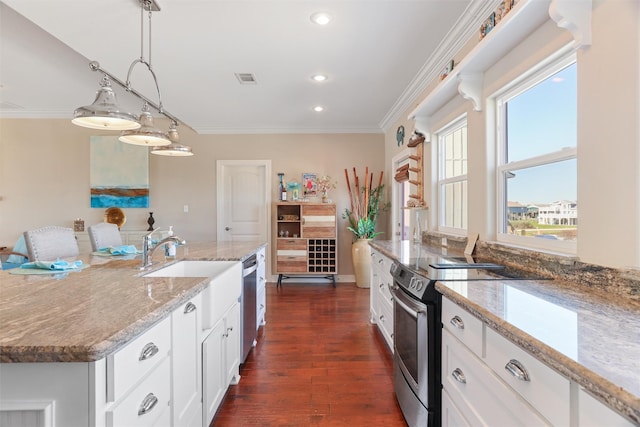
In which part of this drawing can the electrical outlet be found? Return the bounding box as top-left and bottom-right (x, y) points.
(183, 205), (189, 213)
(441, 237), (448, 247)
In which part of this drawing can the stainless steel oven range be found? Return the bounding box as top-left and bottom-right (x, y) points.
(390, 255), (538, 427)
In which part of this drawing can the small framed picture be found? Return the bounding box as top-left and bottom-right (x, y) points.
(302, 173), (317, 197)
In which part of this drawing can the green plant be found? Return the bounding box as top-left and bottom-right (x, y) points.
(343, 168), (388, 239)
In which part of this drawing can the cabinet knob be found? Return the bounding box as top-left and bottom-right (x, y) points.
(138, 393), (159, 416)
(139, 342), (159, 361)
(452, 368), (467, 384)
(184, 302), (197, 314)
(450, 315), (465, 330)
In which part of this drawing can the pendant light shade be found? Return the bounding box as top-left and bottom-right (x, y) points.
(72, 76), (141, 130)
(119, 107), (171, 146)
(151, 123), (194, 156)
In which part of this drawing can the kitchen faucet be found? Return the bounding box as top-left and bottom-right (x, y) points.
(141, 228), (186, 269)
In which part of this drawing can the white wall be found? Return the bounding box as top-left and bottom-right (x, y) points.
(0, 119), (384, 275)
(385, 0), (640, 269)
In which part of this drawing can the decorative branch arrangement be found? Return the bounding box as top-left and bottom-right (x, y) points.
(343, 167), (387, 239)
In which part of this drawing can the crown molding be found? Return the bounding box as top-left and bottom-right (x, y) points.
(379, 0), (502, 132)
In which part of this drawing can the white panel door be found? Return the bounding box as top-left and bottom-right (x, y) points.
(216, 160), (270, 242)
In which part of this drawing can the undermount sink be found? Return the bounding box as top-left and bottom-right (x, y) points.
(143, 260), (238, 277)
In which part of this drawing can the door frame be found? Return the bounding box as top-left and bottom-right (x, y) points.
(216, 160), (272, 244)
(391, 149), (412, 241)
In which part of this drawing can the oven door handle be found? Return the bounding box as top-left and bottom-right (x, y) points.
(391, 287), (425, 318)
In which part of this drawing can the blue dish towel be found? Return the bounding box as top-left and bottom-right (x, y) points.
(21, 260), (83, 271)
(98, 245), (140, 255)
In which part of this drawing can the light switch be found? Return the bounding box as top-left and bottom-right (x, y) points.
(183, 205), (189, 213)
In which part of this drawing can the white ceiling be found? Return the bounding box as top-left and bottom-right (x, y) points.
(0, 0), (488, 134)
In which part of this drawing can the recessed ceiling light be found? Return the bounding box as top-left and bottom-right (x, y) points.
(310, 12), (332, 25)
(313, 106), (324, 112)
(311, 74), (328, 82)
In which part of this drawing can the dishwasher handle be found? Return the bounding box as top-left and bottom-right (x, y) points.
(243, 255), (258, 277)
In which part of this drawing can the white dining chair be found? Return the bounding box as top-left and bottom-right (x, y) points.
(23, 226), (80, 261)
(88, 222), (123, 251)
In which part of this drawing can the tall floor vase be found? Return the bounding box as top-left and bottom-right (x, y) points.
(352, 238), (372, 288)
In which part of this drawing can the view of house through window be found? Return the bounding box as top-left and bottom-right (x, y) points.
(438, 117), (467, 233)
(497, 55), (577, 247)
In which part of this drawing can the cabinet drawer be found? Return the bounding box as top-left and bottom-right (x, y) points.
(107, 317), (171, 402)
(442, 329), (549, 426)
(276, 257), (307, 272)
(277, 239), (306, 250)
(485, 327), (570, 426)
(441, 297), (483, 358)
(377, 278), (394, 306)
(107, 356), (171, 427)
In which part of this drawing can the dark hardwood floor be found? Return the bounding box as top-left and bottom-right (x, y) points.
(213, 282), (407, 426)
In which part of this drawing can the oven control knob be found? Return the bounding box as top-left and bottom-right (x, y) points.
(409, 277), (416, 289)
(415, 279), (424, 291)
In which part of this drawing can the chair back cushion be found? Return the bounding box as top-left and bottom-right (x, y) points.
(88, 222), (123, 251)
(23, 226), (80, 261)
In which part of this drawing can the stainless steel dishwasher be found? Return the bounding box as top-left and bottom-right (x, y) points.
(241, 254), (258, 363)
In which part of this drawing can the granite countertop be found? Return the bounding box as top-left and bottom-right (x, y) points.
(370, 240), (640, 425)
(0, 241), (266, 363)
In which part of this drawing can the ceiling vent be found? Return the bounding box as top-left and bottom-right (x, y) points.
(235, 73), (257, 85)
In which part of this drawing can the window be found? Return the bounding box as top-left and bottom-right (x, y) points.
(437, 117), (467, 234)
(496, 54), (577, 251)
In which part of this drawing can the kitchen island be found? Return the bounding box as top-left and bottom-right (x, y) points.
(0, 240), (266, 427)
(371, 240), (640, 426)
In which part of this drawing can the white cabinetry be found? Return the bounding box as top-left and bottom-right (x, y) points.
(256, 247), (267, 329)
(442, 296), (562, 426)
(201, 262), (242, 426)
(202, 303), (240, 424)
(441, 295), (634, 427)
(370, 249), (394, 352)
(171, 294), (202, 427)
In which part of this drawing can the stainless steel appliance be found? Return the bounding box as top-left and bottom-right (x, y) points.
(241, 254), (258, 363)
(390, 254), (543, 427)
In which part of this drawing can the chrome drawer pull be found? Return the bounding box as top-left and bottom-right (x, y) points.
(452, 368), (467, 384)
(378, 258), (384, 264)
(450, 316), (465, 330)
(184, 302), (196, 314)
(505, 359), (531, 382)
(139, 342), (159, 361)
(138, 393), (159, 416)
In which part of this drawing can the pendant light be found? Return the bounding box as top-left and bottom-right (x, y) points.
(151, 123), (194, 156)
(71, 0), (195, 155)
(119, 103), (170, 146)
(72, 75), (140, 130)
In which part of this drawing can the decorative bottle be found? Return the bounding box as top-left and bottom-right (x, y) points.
(278, 173), (287, 201)
(165, 226), (176, 258)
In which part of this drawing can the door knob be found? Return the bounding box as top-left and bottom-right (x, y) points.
(225, 226), (231, 231)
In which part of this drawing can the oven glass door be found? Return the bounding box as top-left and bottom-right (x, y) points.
(392, 286), (436, 407)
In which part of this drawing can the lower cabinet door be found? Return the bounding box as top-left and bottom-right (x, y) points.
(224, 303), (241, 386)
(172, 295), (202, 427)
(202, 320), (226, 426)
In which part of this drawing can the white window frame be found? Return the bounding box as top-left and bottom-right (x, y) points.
(436, 115), (468, 236)
(495, 53), (577, 253)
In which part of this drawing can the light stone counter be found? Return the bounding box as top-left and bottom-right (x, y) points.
(0, 241), (266, 363)
(370, 240), (640, 425)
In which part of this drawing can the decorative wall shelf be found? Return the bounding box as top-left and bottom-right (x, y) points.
(409, 0), (592, 132)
